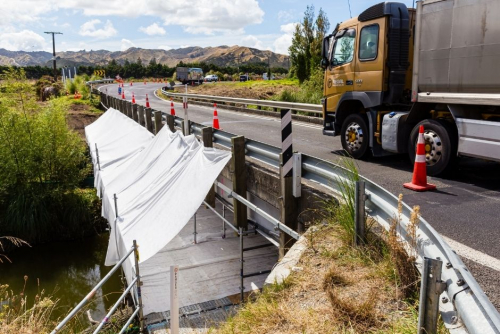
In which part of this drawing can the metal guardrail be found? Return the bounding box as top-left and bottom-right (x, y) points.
(86, 79), (115, 85)
(160, 87), (323, 115)
(97, 88), (500, 334)
(51, 241), (143, 334)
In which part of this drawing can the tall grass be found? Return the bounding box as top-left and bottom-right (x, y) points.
(274, 67), (324, 105)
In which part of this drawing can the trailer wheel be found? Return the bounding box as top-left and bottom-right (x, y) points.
(340, 113), (370, 159)
(408, 119), (458, 176)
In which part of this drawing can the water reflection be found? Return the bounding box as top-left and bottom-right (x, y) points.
(0, 233), (121, 321)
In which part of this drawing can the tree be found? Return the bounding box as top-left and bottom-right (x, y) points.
(289, 5), (330, 83)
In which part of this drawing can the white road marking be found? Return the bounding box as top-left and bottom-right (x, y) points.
(443, 235), (500, 271)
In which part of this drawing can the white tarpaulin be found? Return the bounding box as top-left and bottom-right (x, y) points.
(84, 106), (231, 268)
(85, 108), (154, 193)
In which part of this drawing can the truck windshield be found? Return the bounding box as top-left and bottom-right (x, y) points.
(331, 28), (356, 67)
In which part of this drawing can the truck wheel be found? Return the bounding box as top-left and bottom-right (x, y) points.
(340, 113), (370, 159)
(407, 119), (458, 176)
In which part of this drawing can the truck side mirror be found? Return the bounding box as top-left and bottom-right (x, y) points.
(321, 58), (329, 69)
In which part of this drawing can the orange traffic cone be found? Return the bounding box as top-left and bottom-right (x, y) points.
(132, 92), (136, 104)
(145, 94), (150, 108)
(170, 98), (175, 116)
(144, 80), (146, 85)
(404, 125), (436, 192)
(122, 90), (125, 99)
(130, 81), (133, 86)
(212, 103), (221, 129)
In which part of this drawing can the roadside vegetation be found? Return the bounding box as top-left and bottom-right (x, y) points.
(0, 68), (106, 244)
(215, 157), (444, 334)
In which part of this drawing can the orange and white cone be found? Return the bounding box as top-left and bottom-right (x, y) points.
(212, 103), (221, 129)
(144, 80), (147, 85)
(121, 90), (125, 99)
(145, 94), (150, 108)
(404, 125), (436, 192)
(130, 81), (133, 86)
(132, 92), (136, 104)
(170, 98), (175, 116)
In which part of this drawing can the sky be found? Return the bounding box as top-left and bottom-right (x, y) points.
(0, 0), (415, 55)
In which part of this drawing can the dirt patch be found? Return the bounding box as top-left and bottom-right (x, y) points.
(174, 82), (299, 100)
(66, 103), (101, 138)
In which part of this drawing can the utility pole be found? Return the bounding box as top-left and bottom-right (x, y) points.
(44, 31), (63, 80)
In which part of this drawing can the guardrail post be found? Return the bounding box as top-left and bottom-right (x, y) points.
(125, 101), (132, 119)
(279, 153), (298, 259)
(154, 111), (163, 134)
(119, 99), (125, 113)
(110, 96), (116, 110)
(138, 105), (145, 126)
(354, 181), (366, 245)
(166, 114), (175, 132)
(202, 127), (216, 208)
(145, 108), (153, 133)
(418, 258), (447, 334)
(239, 227), (244, 303)
(133, 240), (144, 333)
(132, 104), (139, 123)
(231, 136), (247, 230)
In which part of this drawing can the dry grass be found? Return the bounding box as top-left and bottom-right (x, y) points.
(215, 224), (420, 334)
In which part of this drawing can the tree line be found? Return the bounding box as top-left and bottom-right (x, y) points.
(0, 59), (288, 80)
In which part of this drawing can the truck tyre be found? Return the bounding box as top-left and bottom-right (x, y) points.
(340, 113), (370, 159)
(407, 119), (458, 176)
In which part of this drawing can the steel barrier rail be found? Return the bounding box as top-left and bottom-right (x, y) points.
(98, 90), (500, 334)
(86, 79), (115, 85)
(160, 87), (323, 115)
(51, 245), (140, 334)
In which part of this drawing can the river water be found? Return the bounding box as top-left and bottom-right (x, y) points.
(0, 233), (121, 323)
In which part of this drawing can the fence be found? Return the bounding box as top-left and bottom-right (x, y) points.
(51, 241), (143, 334)
(93, 83), (500, 334)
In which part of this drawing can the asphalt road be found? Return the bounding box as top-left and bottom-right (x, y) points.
(101, 82), (500, 308)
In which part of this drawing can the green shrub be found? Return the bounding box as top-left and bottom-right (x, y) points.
(0, 68), (104, 242)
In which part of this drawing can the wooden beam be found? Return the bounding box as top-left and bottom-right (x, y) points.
(166, 114), (175, 132)
(202, 127), (216, 208)
(231, 136), (247, 229)
(145, 108), (153, 133)
(154, 111), (163, 134)
(138, 105), (145, 126)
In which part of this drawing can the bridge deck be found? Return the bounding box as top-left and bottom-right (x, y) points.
(140, 201), (278, 332)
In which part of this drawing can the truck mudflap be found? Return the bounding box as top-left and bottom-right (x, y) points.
(456, 118), (500, 162)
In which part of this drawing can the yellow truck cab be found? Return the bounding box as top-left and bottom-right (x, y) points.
(321, 1), (500, 175)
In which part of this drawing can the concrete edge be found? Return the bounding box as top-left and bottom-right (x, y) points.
(264, 234), (308, 286)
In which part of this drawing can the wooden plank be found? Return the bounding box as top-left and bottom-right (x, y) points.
(231, 136), (247, 229)
(166, 114), (175, 132)
(132, 103), (139, 123)
(145, 108), (153, 133)
(279, 153), (298, 259)
(202, 127), (216, 208)
(138, 105), (145, 126)
(154, 111), (163, 134)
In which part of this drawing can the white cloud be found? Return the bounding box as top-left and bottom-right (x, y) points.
(1, 0), (264, 36)
(139, 22), (166, 36)
(273, 23), (298, 55)
(79, 19), (117, 39)
(158, 45), (172, 50)
(121, 38), (135, 51)
(277, 10), (296, 22)
(0, 29), (48, 51)
(242, 35), (265, 50)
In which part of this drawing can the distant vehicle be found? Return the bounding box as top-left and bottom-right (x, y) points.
(205, 74), (218, 82)
(239, 75), (249, 82)
(262, 73), (275, 80)
(176, 67), (203, 85)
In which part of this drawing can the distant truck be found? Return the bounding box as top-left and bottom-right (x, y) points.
(321, 0), (500, 175)
(176, 67), (203, 85)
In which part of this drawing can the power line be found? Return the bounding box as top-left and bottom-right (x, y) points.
(44, 31), (63, 80)
(347, 0), (352, 18)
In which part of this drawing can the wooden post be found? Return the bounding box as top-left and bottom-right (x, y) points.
(125, 101), (132, 118)
(154, 111), (163, 134)
(231, 136), (247, 229)
(279, 109), (298, 259)
(166, 114), (175, 132)
(202, 127), (215, 208)
(138, 105), (145, 126)
(119, 99), (125, 113)
(145, 108), (153, 133)
(132, 103), (139, 123)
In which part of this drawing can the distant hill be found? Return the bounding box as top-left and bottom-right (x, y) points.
(0, 46), (288, 68)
